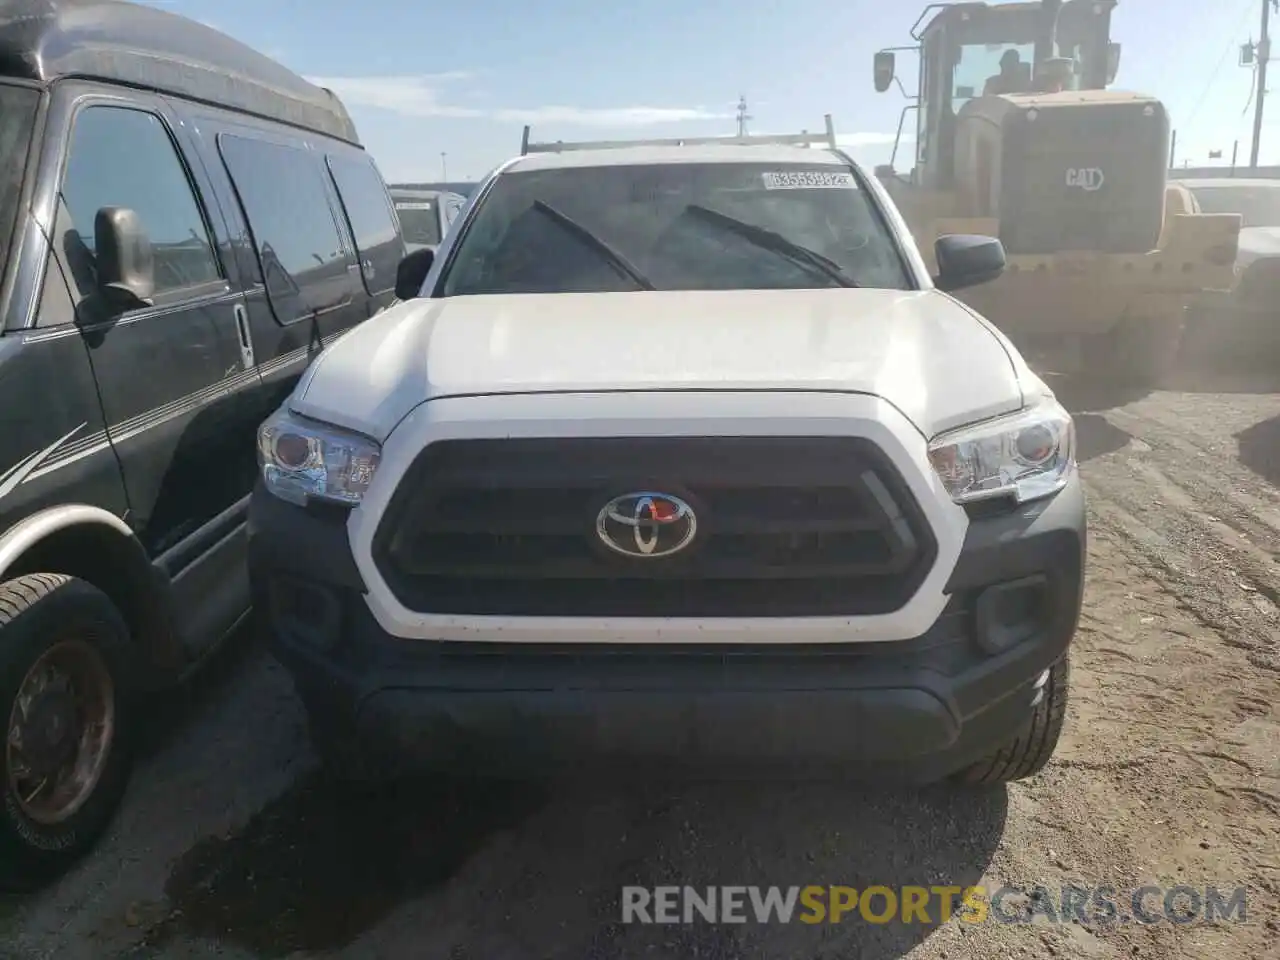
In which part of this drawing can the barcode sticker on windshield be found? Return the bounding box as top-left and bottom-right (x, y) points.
(395, 202), (435, 210)
(762, 171), (856, 190)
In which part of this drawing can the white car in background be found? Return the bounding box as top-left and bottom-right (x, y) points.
(1175, 177), (1280, 362)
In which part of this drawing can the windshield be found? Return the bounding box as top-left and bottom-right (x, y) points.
(395, 200), (442, 245)
(946, 6), (1105, 108)
(439, 162), (911, 296)
(1190, 185), (1280, 229)
(0, 84), (40, 281)
(953, 42), (1037, 105)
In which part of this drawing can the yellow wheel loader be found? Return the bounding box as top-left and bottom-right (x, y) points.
(873, 0), (1241, 385)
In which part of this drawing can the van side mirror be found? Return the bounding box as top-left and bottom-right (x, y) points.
(933, 234), (1006, 292)
(95, 207), (154, 310)
(1106, 42), (1122, 83)
(394, 246), (435, 300)
(874, 51), (896, 93)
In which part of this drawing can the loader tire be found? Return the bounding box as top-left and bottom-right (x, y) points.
(1089, 313), (1184, 388)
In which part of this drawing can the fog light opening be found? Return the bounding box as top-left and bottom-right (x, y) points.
(268, 577), (343, 650)
(974, 576), (1051, 655)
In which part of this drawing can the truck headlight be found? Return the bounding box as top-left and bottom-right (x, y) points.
(256, 407), (381, 507)
(927, 401), (1075, 504)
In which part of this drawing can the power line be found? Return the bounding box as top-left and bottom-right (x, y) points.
(1185, 0), (1258, 127)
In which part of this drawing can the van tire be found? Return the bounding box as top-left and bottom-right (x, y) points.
(953, 656), (1070, 785)
(0, 574), (136, 892)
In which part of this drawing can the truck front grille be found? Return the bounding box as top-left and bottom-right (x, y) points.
(372, 437), (937, 617)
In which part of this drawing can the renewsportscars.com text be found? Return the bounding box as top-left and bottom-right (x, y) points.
(621, 885), (1248, 926)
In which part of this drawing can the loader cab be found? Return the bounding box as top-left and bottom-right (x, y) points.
(875, 0), (1119, 189)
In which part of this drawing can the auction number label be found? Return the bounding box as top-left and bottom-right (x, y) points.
(762, 171), (857, 190)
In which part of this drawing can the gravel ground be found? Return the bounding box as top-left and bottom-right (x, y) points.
(2, 366), (1278, 960)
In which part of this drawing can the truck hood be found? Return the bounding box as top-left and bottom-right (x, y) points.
(292, 288), (1028, 440)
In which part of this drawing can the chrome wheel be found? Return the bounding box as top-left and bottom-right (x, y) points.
(6, 638), (116, 825)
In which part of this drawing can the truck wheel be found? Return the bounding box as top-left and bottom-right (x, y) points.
(0, 574), (136, 891)
(953, 656), (1070, 785)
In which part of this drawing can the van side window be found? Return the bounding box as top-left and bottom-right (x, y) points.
(60, 106), (221, 300)
(217, 135), (349, 324)
(325, 153), (403, 296)
(0, 85), (39, 286)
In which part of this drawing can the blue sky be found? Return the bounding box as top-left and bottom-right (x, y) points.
(143, 0), (1275, 182)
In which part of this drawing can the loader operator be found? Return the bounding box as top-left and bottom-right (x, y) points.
(983, 49), (1027, 95)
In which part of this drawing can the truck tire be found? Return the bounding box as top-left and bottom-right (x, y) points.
(0, 574), (136, 891)
(953, 655), (1070, 785)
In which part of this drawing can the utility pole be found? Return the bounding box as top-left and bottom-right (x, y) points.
(441, 151), (448, 181)
(736, 95), (751, 137)
(1250, 0), (1276, 168)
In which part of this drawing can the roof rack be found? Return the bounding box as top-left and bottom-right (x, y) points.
(519, 115), (839, 155)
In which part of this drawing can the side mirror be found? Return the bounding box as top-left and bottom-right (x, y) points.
(94, 207), (154, 310)
(1106, 42), (1122, 84)
(933, 234), (1006, 292)
(874, 51), (896, 93)
(394, 246), (435, 300)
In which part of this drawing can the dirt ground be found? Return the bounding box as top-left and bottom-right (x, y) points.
(2, 365), (1279, 960)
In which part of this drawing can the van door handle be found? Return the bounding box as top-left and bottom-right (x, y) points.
(233, 303), (255, 370)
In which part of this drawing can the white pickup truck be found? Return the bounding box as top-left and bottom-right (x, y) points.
(248, 122), (1084, 786)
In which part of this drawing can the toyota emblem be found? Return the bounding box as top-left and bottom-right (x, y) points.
(595, 491), (697, 559)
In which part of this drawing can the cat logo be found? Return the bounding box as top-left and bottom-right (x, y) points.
(1065, 167), (1105, 191)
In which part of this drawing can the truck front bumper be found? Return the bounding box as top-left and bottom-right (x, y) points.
(248, 475), (1085, 781)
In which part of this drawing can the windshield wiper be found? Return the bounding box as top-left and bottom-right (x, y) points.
(683, 204), (859, 287)
(531, 200), (655, 290)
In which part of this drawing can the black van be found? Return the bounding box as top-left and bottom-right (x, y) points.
(0, 0), (405, 888)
